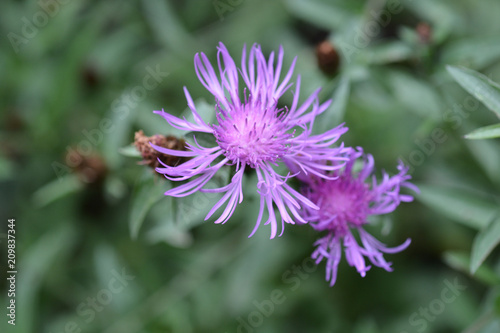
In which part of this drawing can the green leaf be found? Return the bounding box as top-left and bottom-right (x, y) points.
(0, 155), (13, 181)
(284, 0), (353, 31)
(441, 36), (500, 69)
(32, 174), (83, 207)
(443, 251), (500, 286)
(141, 0), (194, 55)
(462, 123), (500, 183)
(447, 66), (500, 119)
(102, 89), (138, 169)
(129, 170), (171, 239)
(317, 75), (350, 132)
(416, 184), (498, 230)
(495, 294), (500, 317)
(361, 41), (414, 65)
(16, 224), (77, 333)
(386, 70), (443, 120)
(119, 145), (142, 158)
(471, 215), (500, 274)
(465, 123), (500, 140)
(146, 222), (193, 248)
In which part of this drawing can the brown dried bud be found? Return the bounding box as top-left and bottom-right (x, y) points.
(316, 40), (340, 75)
(416, 22), (432, 44)
(81, 63), (100, 88)
(134, 130), (187, 169)
(65, 150), (107, 184)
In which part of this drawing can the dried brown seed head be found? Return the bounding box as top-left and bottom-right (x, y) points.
(316, 40), (340, 75)
(65, 150), (107, 184)
(416, 22), (432, 44)
(134, 130), (187, 169)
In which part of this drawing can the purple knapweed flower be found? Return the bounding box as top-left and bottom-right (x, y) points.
(151, 42), (349, 239)
(301, 148), (418, 286)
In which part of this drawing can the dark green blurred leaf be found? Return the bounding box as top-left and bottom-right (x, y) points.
(0, 156), (13, 181)
(32, 174), (83, 207)
(361, 41), (414, 65)
(443, 251), (500, 286)
(353, 318), (379, 333)
(441, 37), (500, 69)
(284, 0), (352, 31)
(102, 91), (139, 169)
(35, 1), (110, 147)
(105, 175), (128, 201)
(94, 245), (139, 311)
(90, 25), (143, 76)
(146, 222), (193, 248)
(416, 184), (498, 230)
(495, 294), (500, 317)
(16, 224), (77, 333)
(317, 75), (350, 132)
(141, 0), (194, 54)
(103, 230), (250, 333)
(386, 70), (442, 120)
(465, 123), (500, 140)
(471, 216), (500, 274)
(129, 170), (171, 239)
(447, 66), (500, 119)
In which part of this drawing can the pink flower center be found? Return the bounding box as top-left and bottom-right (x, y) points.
(213, 103), (291, 168)
(312, 176), (371, 234)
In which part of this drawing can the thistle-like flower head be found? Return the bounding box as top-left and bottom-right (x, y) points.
(301, 148), (418, 286)
(151, 42), (349, 238)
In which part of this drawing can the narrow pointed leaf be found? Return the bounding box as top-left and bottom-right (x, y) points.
(416, 184), (498, 230)
(465, 123), (500, 140)
(463, 125), (500, 183)
(447, 66), (500, 119)
(470, 215), (500, 274)
(443, 251), (500, 286)
(32, 174), (83, 207)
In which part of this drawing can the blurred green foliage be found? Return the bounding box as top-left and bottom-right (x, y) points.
(1, 0), (500, 332)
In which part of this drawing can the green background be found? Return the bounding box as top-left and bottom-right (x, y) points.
(1, 0), (500, 332)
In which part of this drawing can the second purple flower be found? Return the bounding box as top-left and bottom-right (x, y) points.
(300, 148), (418, 286)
